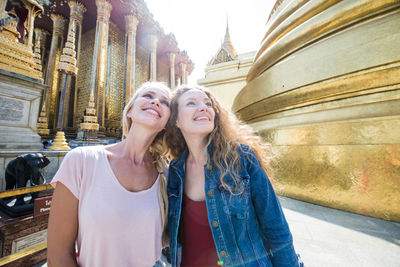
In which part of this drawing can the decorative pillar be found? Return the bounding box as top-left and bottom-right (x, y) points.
(180, 62), (187, 84)
(68, 1), (86, 128)
(149, 34), (158, 81)
(34, 28), (48, 136)
(90, 0), (112, 128)
(49, 1), (85, 149)
(49, 28), (78, 150)
(168, 52), (176, 89)
(40, 30), (48, 68)
(0, 0), (7, 17)
(124, 13), (139, 104)
(33, 28), (46, 74)
(45, 14), (66, 129)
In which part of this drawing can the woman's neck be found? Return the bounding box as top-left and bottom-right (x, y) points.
(115, 125), (158, 165)
(185, 136), (209, 166)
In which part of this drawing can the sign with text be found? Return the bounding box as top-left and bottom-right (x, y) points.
(33, 196), (52, 217)
(11, 229), (47, 254)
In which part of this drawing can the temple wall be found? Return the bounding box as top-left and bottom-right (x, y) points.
(135, 45), (150, 89)
(157, 59), (169, 84)
(76, 28), (95, 125)
(106, 22), (125, 124)
(198, 55), (253, 110)
(233, 0), (400, 221)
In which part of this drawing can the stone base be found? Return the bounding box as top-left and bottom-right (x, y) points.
(0, 70), (46, 151)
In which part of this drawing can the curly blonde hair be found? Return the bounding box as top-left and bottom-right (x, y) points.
(165, 85), (273, 193)
(121, 81), (170, 243)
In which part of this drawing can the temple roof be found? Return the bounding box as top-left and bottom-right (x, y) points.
(208, 22), (238, 66)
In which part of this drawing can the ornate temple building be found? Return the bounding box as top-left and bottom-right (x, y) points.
(233, 0), (400, 222)
(0, 0), (193, 144)
(198, 24), (254, 110)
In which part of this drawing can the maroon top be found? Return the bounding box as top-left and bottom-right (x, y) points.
(180, 194), (219, 267)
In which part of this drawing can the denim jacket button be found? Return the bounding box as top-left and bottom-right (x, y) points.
(220, 250), (227, 257)
(207, 190), (213, 197)
(212, 220), (219, 227)
(206, 165), (212, 170)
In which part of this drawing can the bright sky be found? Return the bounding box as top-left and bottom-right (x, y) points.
(144, 0), (275, 84)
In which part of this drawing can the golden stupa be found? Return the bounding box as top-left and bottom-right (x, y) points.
(233, 0), (400, 222)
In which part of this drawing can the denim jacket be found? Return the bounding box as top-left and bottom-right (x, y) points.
(167, 144), (302, 267)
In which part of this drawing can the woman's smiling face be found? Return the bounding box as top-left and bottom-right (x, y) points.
(127, 87), (171, 132)
(176, 89), (215, 137)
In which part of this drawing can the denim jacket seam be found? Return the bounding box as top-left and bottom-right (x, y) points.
(218, 186), (244, 266)
(246, 216), (265, 267)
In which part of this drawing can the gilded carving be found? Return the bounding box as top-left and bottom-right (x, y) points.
(68, 1), (87, 23)
(95, 0), (112, 23)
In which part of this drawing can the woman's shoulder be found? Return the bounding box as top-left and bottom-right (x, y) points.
(64, 145), (104, 161)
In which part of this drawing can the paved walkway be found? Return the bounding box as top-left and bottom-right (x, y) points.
(279, 196), (400, 267)
(34, 196), (400, 267)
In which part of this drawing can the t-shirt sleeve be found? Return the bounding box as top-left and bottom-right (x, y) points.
(51, 148), (83, 199)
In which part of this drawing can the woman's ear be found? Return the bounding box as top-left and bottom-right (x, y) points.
(127, 107), (133, 119)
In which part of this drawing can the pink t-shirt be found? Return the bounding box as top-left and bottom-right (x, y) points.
(51, 146), (162, 267)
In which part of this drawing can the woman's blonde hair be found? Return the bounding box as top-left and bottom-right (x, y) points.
(165, 85), (273, 194)
(121, 81), (171, 244)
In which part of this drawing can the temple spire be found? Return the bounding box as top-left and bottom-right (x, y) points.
(208, 19), (238, 65)
(222, 19), (237, 58)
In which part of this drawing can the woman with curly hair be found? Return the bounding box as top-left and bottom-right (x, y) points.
(165, 85), (302, 267)
(47, 82), (171, 267)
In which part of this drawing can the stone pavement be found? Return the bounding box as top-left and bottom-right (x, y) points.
(279, 196), (400, 267)
(33, 196), (400, 267)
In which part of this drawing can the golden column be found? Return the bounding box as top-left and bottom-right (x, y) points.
(45, 14), (67, 130)
(90, 0), (112, 129)
(168, 52), (176, 89)
(149, 34), (158, 81)
(68, 1), (86, 128)
(24, 1), (43, 47)
(34, 28), (49, 136)
(50, 28), (78, 150)
(180, 62), (187, 84)
(49, 1), (86, 149)
(124, 12), (139, 104)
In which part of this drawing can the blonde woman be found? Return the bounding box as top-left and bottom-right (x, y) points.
(47, 82), (171, 267)
(165, 85), (302, 267)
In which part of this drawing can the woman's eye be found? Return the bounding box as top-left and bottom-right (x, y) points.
(143, 93), (153, 99)
(161, 100), (170, 107)
(186, 101), (195, 106)
(205, 102), (212, 107)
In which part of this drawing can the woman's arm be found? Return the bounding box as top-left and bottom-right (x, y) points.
(246, 149), (300, 266)
(47, 182), (79, 267)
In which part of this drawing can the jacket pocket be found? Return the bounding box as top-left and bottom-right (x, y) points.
(221, 176), (249, 219)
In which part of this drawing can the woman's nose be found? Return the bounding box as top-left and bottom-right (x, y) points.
(150, 98), (160, 106)
(198, 103), (208, 111)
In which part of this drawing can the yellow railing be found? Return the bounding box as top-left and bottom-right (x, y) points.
(0, 184), (53, 198)
(0, 243), (47, 266)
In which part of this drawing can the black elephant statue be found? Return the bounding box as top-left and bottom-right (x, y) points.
(4, 153), (50, 206)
